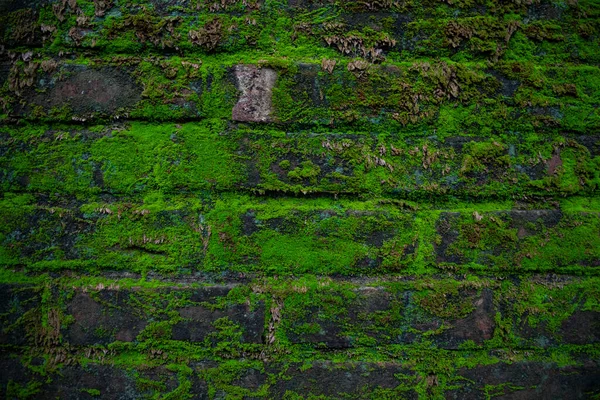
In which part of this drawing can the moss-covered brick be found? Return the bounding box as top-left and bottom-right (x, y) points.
(2, 124), (599, 198)
(2, 58), (600, 132)
(435, 210), (600, 274)
(0, 277), (598, 397)
(1, 193), (599, 275)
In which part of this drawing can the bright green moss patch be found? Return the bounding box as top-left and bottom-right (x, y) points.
(203, 195), (420, 275)
(0, 121), (244, 197)
(91, 121), (243, 193)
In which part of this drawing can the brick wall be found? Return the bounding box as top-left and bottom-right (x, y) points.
(1, 0), (599, 398)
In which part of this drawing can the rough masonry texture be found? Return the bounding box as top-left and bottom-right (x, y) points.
(232, 65), (277, 122)
(0, 0), (599, 399)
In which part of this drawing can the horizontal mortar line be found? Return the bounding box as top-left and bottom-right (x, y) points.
(0, 344), (575, 355)
(2, 188), (598, 204)
(2, 200), (599, 214)
(2, 130), (600, 140)
(3, 119), (600, 131)
(1, 52), (594, 64)
(10, 268), (600, 281)
(2, 271), (597, 287)
(2, 70), (600, 86)
(281, 345), (556, 353)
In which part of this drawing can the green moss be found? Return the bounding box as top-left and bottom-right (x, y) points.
(80, 388), (101, 396)
(460, 150), (509, 190)
(6, 380), (42, 399)
(89, 121), (243, 194)
(288, 161), (321, 183)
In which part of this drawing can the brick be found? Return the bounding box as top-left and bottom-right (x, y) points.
(232, 65), (277, 123)
(279, 286), (495, 349)
(0, 284), (39, 346)
(65, 291), (148, 345)
(173, 302), (265, 343)
(435, 210), (600, 272)
(448, 362), (600, 400)
(267, 361), (417, 399)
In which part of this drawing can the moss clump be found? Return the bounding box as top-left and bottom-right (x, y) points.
(287, 161), (321, 184)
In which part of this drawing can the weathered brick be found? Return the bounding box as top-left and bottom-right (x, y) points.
(231, 65), (277, 123)
(60, 287), (265, 345)
(65, 291), (148, 345)
(173, 302), (265, 343)
(0, 284), (39, 346)
(280, 286), (495, 349)
(435, 210), (600, 272)
(448, 362), (600, 400)
(267, 361), (417, 399)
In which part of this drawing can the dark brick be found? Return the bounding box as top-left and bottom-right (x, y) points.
(268, 361), (417, 399)
(37, 364), (138, 400)
(173, 302), (265, 343)
(448, 362), (600, 400)
(27, 66), (141, 118)
(0, 284), (39, 346)
(282, 287), (495, 349)
(559, 311), (600, 345)
(435, 288), (495, 347)
(65, 291), (148, 345)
